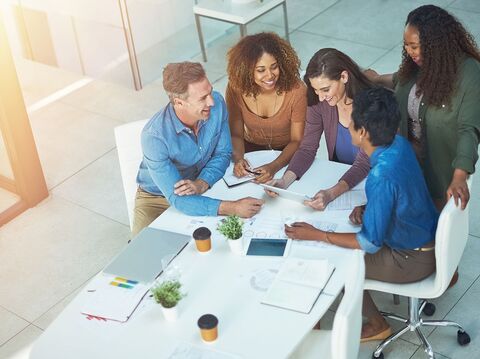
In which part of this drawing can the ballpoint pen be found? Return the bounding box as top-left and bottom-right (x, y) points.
(245, 167), (261, 176)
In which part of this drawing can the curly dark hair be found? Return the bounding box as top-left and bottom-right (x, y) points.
(397, 5), (480, 107)
(304, 48), (375, 106)
(227, 32), (301, 97)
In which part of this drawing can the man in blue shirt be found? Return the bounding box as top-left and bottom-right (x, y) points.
(284, 87), (438, 342)
(133, 62), (264, 235)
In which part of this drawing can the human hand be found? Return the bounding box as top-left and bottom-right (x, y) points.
(263, 178), (288, 197)
(174, 179), (209, 196)
(349, 205), (366, 225)
(304, 189), (334, 211)
(447, 170), (469, 210)
(233, 159), (252, 178)
(233, 197), (265, 218)
(363, 68), (379, 82)
(252, 163), (277, 183)
(284, 222), (321, 240)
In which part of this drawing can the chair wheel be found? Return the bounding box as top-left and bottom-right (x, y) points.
(457, 330), (471, 345)
(422, 302), (436, 316)
(372, 353), (384, 359)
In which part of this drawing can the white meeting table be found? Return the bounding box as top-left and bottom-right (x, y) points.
(30, 154), (364, 359)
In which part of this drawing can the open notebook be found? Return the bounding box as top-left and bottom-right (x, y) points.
(223, 150), (280, 187)
(262, 258), (335, 314)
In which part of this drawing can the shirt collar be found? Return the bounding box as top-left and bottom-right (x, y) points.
(370, 135), (399, 166)
(167, 104), (201, 135)
(370, 146), (384, 167)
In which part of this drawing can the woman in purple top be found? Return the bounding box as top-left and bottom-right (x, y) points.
(268, 48), (374, 210)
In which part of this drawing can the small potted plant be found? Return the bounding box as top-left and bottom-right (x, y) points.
(217, 215), (244, 255)
(150, 280), (185, 321)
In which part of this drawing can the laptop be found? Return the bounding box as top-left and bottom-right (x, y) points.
(103, 227), (190, 283)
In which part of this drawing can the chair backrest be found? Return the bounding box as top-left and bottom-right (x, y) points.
(330, 249), (365, 359)
(433, 176), (473, 296)
(114, 119), (148, 229)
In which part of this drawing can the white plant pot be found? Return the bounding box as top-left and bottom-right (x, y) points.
(161, 305), (178, 321)
(228, 236), (244, 255)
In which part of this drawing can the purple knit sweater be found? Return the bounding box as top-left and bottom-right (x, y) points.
(287, 100), (370, 189)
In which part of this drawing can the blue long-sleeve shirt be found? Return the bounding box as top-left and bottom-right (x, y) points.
(356, 135), (438, 253)
(136, 91), (232, 216)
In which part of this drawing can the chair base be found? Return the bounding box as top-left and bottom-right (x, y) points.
(371, 297), (470, 359)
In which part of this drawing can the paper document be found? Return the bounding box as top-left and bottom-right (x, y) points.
(243, 216), (288, 239)
(326, 189), (367, 211)
(81, 273), (150, 322)
(223, 150), (279, 187)
(308, 220), (338, 232)
(262, 258), (335, 313)
(168, 342), (241, 359)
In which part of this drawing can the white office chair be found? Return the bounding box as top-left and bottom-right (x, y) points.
(114, 119), (148, 230)
(290, 249), (365, 359)
(365, 178), (473, 359)
(193, 0), (289, 62)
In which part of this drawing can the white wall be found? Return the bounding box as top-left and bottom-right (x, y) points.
(3, 0), (195, 82)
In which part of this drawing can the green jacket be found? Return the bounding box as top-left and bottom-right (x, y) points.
(394, 57), (480, 200)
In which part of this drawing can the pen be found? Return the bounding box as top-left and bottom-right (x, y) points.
(243, 158), (261, 176)
(245, 168), (261, 176)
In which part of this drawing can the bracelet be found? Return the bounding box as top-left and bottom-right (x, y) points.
(324, 232), (332, 244)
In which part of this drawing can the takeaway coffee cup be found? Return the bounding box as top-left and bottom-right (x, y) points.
(197, 314), (218, 342)
(193, 227), (212, 253)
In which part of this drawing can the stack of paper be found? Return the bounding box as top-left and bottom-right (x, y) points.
(262, 258), (335, 314)
(326, 189), (367, 211)
(81, 273), (151, 322)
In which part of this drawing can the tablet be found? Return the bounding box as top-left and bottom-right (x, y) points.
(246, 238), (291, 257)
(260, 183), (312, 203)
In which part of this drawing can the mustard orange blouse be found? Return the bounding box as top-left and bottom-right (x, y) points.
(226, 82), (307, 149)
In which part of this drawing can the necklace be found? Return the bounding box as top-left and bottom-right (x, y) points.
(254, 91), (278, 119)
(254, 92), (278, 150)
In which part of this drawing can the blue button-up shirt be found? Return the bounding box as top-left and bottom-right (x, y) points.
(136, 91), (232, 216)
(356, 135), (438, 253)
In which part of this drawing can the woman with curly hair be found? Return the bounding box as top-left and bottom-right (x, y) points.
(366, 5), (480, 211)
(226, 32), (306, 183)
(268, 48), (373, 210)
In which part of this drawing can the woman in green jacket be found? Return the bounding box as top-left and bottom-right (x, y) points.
(366, 5), (480, 211)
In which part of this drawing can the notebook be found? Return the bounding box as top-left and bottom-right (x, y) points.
(223, 150), (280, 187)
(262, 258), (335, 314)
(103, 227), (190, 283)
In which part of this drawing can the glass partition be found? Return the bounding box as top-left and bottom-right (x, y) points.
(0, 13), (48, 226)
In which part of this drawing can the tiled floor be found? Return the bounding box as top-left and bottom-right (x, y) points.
(1, 0), (480, 358)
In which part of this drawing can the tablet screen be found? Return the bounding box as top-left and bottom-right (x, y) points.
(246, 238), (289, 257)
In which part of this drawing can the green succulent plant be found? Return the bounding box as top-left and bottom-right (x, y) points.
(150, 280), (185, 308)
(217, 215), (243, 240)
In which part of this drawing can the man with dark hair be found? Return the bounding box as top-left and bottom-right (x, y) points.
(133, 62), (264, 235)
(285, 87), (438, 341)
